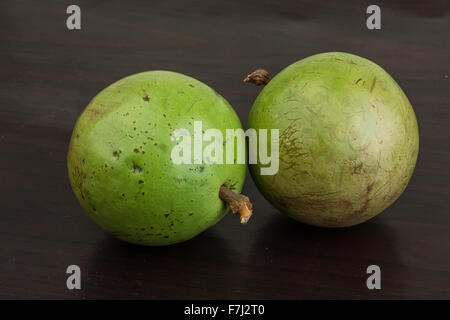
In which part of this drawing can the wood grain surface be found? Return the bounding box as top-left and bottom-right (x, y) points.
(0, 0), (449, 299)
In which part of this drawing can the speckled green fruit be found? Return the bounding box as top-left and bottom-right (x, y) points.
(247, 52), (419, 227)
(67, 71), (246, 245)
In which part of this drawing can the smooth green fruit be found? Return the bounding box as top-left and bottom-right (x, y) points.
(246, 52), (419, 227)
(67, 71), (247, 245)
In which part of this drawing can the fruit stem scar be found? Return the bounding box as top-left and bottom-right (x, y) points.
(218, 185), (253, 224)
(243, 69), (271, 86)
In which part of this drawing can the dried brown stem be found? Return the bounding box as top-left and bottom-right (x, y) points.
(243, 69), (271, 86)
(219, 185), (253, 224)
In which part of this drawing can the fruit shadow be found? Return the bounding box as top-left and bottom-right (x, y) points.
(84, 229), (243, 299)
(244, 212), (404, 299)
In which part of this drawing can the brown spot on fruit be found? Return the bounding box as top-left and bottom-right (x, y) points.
(351, 162), (364, 175)
(370, 77), (377, 93)
(132, 163), (142, 174)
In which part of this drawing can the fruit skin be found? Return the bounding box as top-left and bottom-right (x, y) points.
(67, 71), (245, 245)
(247, 52), (419, 227)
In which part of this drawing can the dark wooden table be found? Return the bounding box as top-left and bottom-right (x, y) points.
(0, 0), (449, 299)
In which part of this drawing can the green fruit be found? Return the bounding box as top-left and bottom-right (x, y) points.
(246, 52), (419, 227)
(67, 71), (249, 245)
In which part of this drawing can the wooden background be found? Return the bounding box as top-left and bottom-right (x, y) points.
(0, 0), (449, 299)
